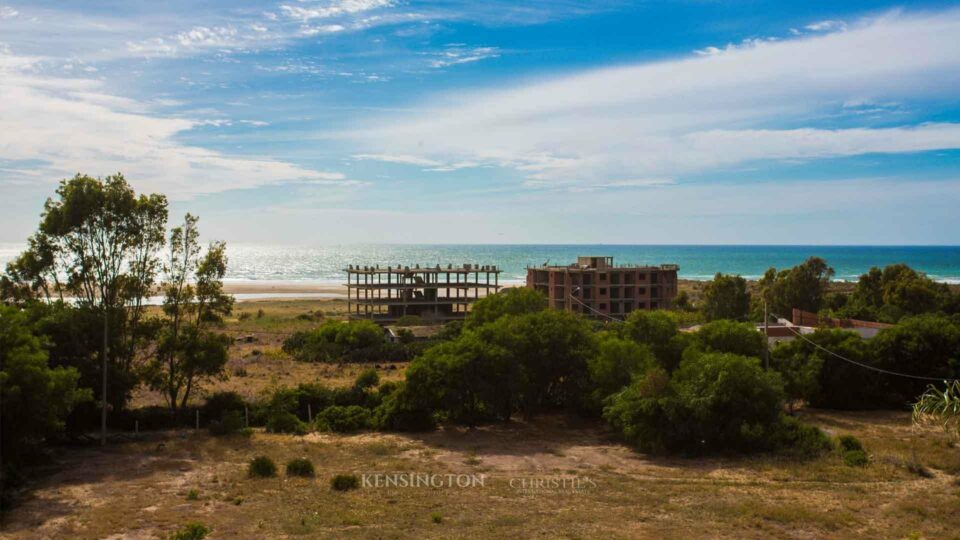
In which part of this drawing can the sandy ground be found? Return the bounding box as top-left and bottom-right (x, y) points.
(2, 412), (958, 539)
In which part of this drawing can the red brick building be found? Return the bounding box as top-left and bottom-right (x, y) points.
(526, 256), (679, 319)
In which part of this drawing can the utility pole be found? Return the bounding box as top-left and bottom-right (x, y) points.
(763, 299), (770, 370)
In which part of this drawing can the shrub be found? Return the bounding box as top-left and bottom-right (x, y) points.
(331, 473), (359, 491)
(770, 415), (833, 458)
(837, 435), (864, 453)
(586, 335), (656, 410)
(430, 512), (443, 524)
(693, 320), (765, 358)
(186, 488), (199, 500)
(373, 384), (436, 432)
(465, 287), (547, 329)
(256, 309), (265, 319)
(237, 312), (252, 321)
(843, 449), (869, 467)
(248, 456), (278, 478)
(265, 411), (307, 435)
(315, 405), (371, 433)
(170, 522), (210, 540)
(354, 368), (380, 390)
(604, 353), (790, 454)
(395, 314), (422, 327)
(208, 410), (244, 436)
(286, 457), (315, 477)
(282, 320), (385, 363)
(201, 391), (246, 424)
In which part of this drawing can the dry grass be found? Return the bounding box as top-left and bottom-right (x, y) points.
(4, 411), (960, 539)
(12, 298), (959, 538)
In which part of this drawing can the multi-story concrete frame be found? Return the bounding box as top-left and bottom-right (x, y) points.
(526, 256), (678, 319)
(346, 263), (501, 323)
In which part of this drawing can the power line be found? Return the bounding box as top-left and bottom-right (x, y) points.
(568, 292), (624, 322)
(768, 311), (958, 383)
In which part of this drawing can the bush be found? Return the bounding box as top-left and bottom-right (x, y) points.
(770, 415), (833, 458)
(430, 512), (443, 524)
(265, 411), (307, 435)
(837, 435), (864, 453)
(604, 353), (789, 454)
(354, 368), (380, 390)
(170, 522), (210, 540)
(843, 449), (869, 467)
(331, 473), (359, 491)
(186, 488), (199, 500)
(465, 287), (547, 329)
(201, 391), (246, 424)
(373, 384), (437, 432)
(282, 320), (386, 363)
(286, 457), (315, 477)
(693, 320), (765, 358)
(208, 410), (244, 436)
(248, 456), (277, 478)
(586, 334), (656, 410)
(315, 405), (371, 433)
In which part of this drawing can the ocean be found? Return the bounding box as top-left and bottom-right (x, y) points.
(2, 244), (959, 285)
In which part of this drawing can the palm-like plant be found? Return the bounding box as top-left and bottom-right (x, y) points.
(913, 380), (960, 438)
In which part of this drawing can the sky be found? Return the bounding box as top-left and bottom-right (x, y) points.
(1, 0), (959, 245)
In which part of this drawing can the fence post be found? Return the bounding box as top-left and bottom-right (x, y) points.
(245, 405), (249, 428)
(135, 420), (139, 434)
(307, 404), (312, 423)
(195, 410), (200, 430)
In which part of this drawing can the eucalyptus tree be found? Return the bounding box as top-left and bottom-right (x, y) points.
(3, 173), (168, 444)
(145, 214), (233, 412)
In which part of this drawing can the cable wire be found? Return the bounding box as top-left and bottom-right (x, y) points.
(768, 311), (958, 383)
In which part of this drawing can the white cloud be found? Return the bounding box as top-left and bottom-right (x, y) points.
(0, 5), (18, 19)
(280, 0), (393, 22)
(0, 49), (352, 199)
(428, 45), (500, 68)
(806, 19), (847, 32)
(350, 9), (960, 184)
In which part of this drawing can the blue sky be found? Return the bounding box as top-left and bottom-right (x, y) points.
(1, 0), (959, 244)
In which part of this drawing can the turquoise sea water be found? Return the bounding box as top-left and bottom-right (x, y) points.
(2, 244), (958, 285)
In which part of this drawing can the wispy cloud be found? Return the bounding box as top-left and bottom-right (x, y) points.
(428, 45), (500, 68)
(350, 9), (960, 185)
(0, 49), (354, 198)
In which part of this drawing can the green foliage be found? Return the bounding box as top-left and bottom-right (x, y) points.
(430, 512), (443, 524)
(170, 522), (210, 540)
(0, 306), (91, 470)
(354, 368), (380, 390)
(604, 352), (790, 454)
(394, 315), (422, 326)
(201, 391), (246, 423)
(286, 457), (315, 477)
(145, 214), (233, 412)
(673, 290), (692, 311)
(622, 310), (687, 371)
(769, 415), (833, 458)
(913, 380), (960, 438)
(701, 273), (751, 322)
(282, 319), (385, 363)
(315, 405), (372, 432)
(693, 320), (766, 358)
(465, 287), (547, 329)
(837, 435), (863, 452)
(208, 410), (244, 436)
(871, 314), (960, 406)
(771, 329), (877, 409)
(843, 449), (869, 467)
(266, 411), (308, 435)
(331, 473), (359, 491)
(4, 173), (169, 419)
(186, 489), (199, 501)
(758, 257), (834, 316)
(586, 334), (656, 410)
(248, 456), (278, 478)
(372, 382), (437, 432)
(841, 264), (955, 323)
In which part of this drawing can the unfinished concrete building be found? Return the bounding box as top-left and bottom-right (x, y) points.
(346, 263), (501, 323)
(526, 256), (678, 319)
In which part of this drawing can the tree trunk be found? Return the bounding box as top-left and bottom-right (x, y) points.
(100, 306), (108, 446)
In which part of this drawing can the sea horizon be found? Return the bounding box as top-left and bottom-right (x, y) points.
(4, 242), (958, 285)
